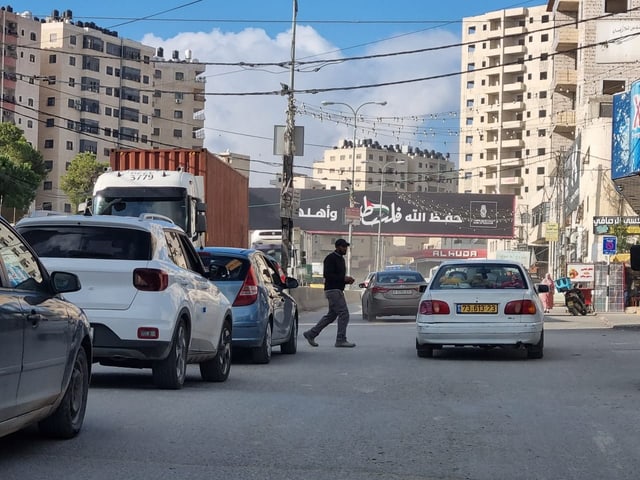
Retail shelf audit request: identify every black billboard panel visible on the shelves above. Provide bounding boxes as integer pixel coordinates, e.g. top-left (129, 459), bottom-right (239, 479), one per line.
top-left (250, 188), bottom-right (515, 238)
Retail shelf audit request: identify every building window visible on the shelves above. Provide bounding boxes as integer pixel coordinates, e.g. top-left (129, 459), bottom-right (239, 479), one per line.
top-left (539, 109), bottom-right (546, 118)
top-left (538, 129), bottom-right (546, 137)
top-left (68, 77), bottom-right (75, 87)
top-left (466, 81), bottom-right (474, 89)
top-left (537, 148), bottom-right (546, 156)
top-left (541, 15), bottom-right (549, 23)
top-left (600, 102), bottom-right (613, 118)
top-left (465, 154), bottom-right (472, 162)
top-left (465, 136), bottom-right (473, 144)
top-left (69, 56), bottom-right (76, 66)
top-left (49, 54), bottom-right (56, 63)
top-left (44, 140), bottom-right (54, 149)
top-left (540, 53), bottom-right (548, 61)
top-left (175, 72), bottom-right (185, 81)
top-left (173, 129), bottom-right (182, 138)
top-left (540, 72), bottom-right (547, 80)
top-left (603, 79), bottom-right (625, 94)
top-left (539, 91), bottom-right (547, 99)
top-left (69, 35), bottom-right (76, 45)
top-left (541, 34), bottom-right (549, 42)
top-left (466, 99), bottom-right (474, 108)
top-left (467, 63), bottom-right (475, 71)
top-left (66, 141), bottom-right (73, 150)
top-left (43, 181), bottom-right (53, 190)
top-left (106, 66), bottom-right (113, 75)
top-left (30, 32), bottom-right (36, 41)
top-left (174, 110), bottom-right (183, 119)
top-left (46, 118), bottom-right (54, 127)
top-left (44, 160), bottom-right (53, 171)
top-left (468, 44), bottom-right (475, 53)
top-left (468, 26), bottom-right (476, 34)
top-left (47, 97), bottom-right (55, 106)
top-left (605, 0), bottom-right (627, 13)
top-left (49, 33), bottom-right (57, 42)
top-left (105, 107), bottom-right (112, 116)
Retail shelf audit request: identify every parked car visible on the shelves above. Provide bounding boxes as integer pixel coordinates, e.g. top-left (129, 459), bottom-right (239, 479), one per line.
top-left (16, 213), bottom-right (233, 389)
top-left (415, 259), bottom-right (547, 359)
top-left (0, 215), bottom-right (91, 439)
top-left (197, 247), bottom-right (298, 364)
top-left (359, 270), bottom-right (427, 321)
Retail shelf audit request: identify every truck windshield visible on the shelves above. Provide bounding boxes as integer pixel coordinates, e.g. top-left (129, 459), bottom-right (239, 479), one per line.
top-left (94, 195), bottom-right (188, 231)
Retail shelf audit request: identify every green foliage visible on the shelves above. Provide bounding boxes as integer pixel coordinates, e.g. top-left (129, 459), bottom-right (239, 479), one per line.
top-left (0, 124), bottom-right (45, 210)
top-left (60, 153), bottom-right (109, 211)
top-left (611, 223), bottom-right (631, 253)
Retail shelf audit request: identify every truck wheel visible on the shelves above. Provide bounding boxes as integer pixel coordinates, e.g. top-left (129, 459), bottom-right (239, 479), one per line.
top-left (153, 320), bottom-right (188, 389)
top-left (39, 347), bottom-right (90, 438)
top-left (252, 321), bottom-right (272, 364)
top-left (200, 321), bottom-right (232, 382)
top-left (280, 316), bottom-right (298, 354)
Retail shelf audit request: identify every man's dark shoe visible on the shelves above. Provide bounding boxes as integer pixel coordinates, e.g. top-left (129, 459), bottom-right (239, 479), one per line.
top-left (335, 339), bottom-right (356, 348)
top-left (303, 331), bottom-right (318, 347)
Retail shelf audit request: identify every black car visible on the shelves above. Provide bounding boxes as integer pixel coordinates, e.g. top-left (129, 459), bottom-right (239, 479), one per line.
top-left (0, 215), bottom-right (92, 439)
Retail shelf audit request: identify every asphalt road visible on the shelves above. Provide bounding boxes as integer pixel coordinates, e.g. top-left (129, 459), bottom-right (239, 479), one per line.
top-left (2, 306), bottom-right (640, 480)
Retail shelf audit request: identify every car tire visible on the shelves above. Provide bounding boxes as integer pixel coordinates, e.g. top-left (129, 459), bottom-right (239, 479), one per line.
top-left (200, 321), bottom-right (232, 382)
top-left (39, 347), bottom-right (89, 439)
top-left (361, 300), bottom-right (368, 320)
top-left (527, 330), bottom-right (544, 359)
top-left (280, 315), bottom-right (298, 354)
top-left (252, 321), bottom-right (272, 364)
top-left (416, 339), bottom-right (434, 358)
top-left (368, 303), bottom-right (377, 322)
top-left (153, 320), bottom-right (188, 389)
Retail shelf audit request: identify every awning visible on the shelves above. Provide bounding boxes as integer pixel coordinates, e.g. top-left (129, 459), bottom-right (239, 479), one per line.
top-left (611, 253), bottom-right (630, 263)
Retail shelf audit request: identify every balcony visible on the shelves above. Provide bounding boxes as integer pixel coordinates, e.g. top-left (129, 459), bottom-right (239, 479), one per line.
top-left (193, 128), bottom-right (205, 139)
top-left (502, 138), bottom-right (524, 149)
top-left (505, 25), bottom-right (526, 36)
top-left (503, 62), bottom-right (524, 74)
top-left (504, 45), bottom-right (526, 56)
top-left (503, 101), bottom-right (525, 111)
top-left (553, 110), bottom-right (576, 133)
top-left (502, 119), bottom-right (524, 130)
top-left (553, 69), bottom-right (577, 92)
top-left (193, 109), bottom-right (205, 121)
top-left (501, 176), bottom-right (524, 186)
top-left (503, 81), bottom-right (525, 93)
top-left (554, 26), bottom-right (578, 52)
top-left (502, 156), bottom-right (524, 168)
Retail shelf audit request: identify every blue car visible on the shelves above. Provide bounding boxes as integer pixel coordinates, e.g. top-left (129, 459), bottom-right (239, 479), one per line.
top-left (197, 247), bottom-right (299, 364)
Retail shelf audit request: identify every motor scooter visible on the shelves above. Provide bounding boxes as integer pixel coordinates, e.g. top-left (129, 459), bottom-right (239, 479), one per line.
top-left (555, 277), bottom-right (589, 316)
top-left (564, 287), bottom-right (588, 316)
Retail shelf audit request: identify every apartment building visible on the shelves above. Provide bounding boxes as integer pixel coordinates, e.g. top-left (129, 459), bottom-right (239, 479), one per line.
top-left (34, 9), bottom-right (205, 212)
top-left (0, 6), bottom-right (41, 147)
top-left (312, 139), bottom-right (457, 194)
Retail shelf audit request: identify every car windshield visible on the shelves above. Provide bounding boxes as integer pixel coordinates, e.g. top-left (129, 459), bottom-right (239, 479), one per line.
top-left (430, 264), bottom-right (527, 290)
top-left (18, 226), bottom-right (152, 260)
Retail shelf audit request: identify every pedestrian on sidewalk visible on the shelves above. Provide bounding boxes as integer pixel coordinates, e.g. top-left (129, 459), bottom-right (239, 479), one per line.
top-left (303, 238), bottom-right (356, 348)
top-left (541, 272), bottom-right (555, 313)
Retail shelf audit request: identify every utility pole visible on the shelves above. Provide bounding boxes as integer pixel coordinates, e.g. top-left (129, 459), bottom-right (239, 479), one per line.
top-left (280, 0), bottom-right (297, 274)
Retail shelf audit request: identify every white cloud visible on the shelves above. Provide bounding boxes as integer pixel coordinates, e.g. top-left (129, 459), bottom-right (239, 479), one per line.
top-left (141, 25), bottom-right (461, 186)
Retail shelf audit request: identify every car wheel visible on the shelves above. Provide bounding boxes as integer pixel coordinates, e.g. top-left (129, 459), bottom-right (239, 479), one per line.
top-left (39, 347), bottom-right (89, 438)
top-left (280, 315), bottom-right (298, 354)
top-left (252, 321), bottom-right (272, 364)
top-left (361, 300), bottom-right (368, 320)
top-left (368, 303), bottom-right (377, 322)
top-left (416, 339), bottom-right (434, 358)
top-left (527, 330), bottom-right (544, 359)
top-left (200, 321), bottom-right (232, 382)
top-left (153, 320), bottom-right (188, 389)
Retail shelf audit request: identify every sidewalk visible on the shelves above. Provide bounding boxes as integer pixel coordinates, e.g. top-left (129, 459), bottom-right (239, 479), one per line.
top-left (545, 305), bottom-right (640, 330)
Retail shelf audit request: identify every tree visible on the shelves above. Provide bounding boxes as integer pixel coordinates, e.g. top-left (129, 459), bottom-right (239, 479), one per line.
top-left (0, 123), bottom-right (46, 211)
top-left (60, 153), bottom-right (109, 211)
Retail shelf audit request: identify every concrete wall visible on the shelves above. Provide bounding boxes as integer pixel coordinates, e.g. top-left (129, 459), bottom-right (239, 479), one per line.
top-left (290, 287), bottom-right (361, 312)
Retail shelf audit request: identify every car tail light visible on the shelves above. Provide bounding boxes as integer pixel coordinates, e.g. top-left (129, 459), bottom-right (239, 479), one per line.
top-left (372, 286), bottom-right (390, 294)
top-left (504, 299), bottom-right (537, 315)
top-left (138, 327), bottom-right (159, 339)
top-left (133, 268), bottom-right (169, 291)
top-left (419, 300), bottom-right (450, 315)
top-left (233, 266), bottom-right (259, 306)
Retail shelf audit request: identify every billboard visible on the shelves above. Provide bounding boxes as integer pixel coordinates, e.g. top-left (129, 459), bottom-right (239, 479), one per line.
top-left (250, 188), bottom-right (515, 238)
top-left (611, 80), bottom-right (640, 179)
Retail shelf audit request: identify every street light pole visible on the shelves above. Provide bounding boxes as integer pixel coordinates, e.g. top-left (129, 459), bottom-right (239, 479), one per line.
top-left (375, 159), bottom-right (404, 271)
top-left (320, 100), bottom-right (387, 278)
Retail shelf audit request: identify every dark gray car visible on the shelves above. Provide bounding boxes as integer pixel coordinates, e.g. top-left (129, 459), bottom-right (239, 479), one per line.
top-left (360, 270), bottom-right (428, 321)
top-left (0, 215), bottom-right (91, 439)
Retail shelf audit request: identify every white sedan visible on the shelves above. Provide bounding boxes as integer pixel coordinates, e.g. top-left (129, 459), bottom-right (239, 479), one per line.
top-left (415, 260), bottom-right (548, 359)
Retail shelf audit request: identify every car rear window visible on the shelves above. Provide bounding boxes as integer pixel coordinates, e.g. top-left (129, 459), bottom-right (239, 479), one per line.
top-left (377, 272), bottom-right (425, 283)
top-left (198, 253), bottom-right (250, 281)
top-left (18, 226), bottom-right (152, 260)
top-left (430, 264), bottom-right (527, 290)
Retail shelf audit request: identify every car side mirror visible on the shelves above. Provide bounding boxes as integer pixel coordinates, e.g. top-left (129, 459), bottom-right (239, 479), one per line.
top-left (51, 271), bottom-right (81, 293)
top-left (419, 284), bottom-right (427, 293)
top-left (285, 277), bottom-right (299, 289)
top-left (358, 282), bottom-right (366, 288)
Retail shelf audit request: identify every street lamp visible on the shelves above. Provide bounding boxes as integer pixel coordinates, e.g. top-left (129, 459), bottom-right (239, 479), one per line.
top-left (320, 100), bottom-right (387, 278)
top-left (375, 159), bottom-right (404, 271)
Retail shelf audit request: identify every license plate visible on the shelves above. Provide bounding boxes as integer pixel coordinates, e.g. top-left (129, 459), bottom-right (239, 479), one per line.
top-left (392, 289), bottom-right (413, 295)
top-left (457, 303), bottom-right (498, 314)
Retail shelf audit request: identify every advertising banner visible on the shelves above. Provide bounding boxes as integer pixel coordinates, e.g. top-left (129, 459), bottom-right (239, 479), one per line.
top-left (566, 263), bottom-right (595, 283)
top-left (593, 215), bottom-right (640, 234)
top-left (250, 188), bottom-right (515, 238)
top-left (611, 80), bottom-right (640, 180)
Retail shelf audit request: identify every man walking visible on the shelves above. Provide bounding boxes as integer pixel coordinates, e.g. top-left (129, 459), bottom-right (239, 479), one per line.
top-left (303, 238), bottom-right (356, 348)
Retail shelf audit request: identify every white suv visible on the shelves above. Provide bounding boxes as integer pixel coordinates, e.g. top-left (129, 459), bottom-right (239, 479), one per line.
top-left (16, 214), bottom-right (233, 389)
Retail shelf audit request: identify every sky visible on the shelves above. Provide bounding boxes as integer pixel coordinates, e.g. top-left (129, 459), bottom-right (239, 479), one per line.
top-left (17, 0), bottom-right (543, 186)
